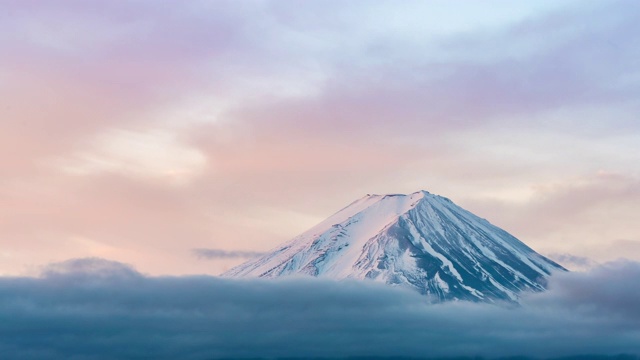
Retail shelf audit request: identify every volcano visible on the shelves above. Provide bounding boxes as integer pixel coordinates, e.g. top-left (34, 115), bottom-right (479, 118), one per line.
top-left (224, 191), bottom-right (565, 302)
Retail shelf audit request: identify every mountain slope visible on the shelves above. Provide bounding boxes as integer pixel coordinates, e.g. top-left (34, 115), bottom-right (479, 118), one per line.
top-left (224, 191), bottom-right (566, 302)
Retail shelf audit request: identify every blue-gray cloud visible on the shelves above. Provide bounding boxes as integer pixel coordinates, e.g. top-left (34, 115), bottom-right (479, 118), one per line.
top-left (192, 248), bottom-right (266, 259)
top-left (549, 253), bottom-right (599, 270)
top-left (0, 258), bottom-right (639, 359)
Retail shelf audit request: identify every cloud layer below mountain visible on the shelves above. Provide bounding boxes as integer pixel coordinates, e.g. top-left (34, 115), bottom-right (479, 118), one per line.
top-left (1, 258), bottom-right (638, 359)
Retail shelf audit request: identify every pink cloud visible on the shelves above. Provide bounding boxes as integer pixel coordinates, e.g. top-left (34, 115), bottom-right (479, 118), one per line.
top-left (461, 172), bottom-right (640, 262)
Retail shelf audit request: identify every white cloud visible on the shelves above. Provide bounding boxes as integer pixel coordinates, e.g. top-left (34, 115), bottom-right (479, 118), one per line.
top-left (57, 128), bottom-right (207, 186)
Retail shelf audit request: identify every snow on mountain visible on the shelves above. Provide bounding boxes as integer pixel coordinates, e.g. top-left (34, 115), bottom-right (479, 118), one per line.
top-left (224, 191), bottom-right (566, 303)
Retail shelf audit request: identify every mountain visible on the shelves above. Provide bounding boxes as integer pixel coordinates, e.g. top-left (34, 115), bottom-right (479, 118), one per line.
top-left (224, 191), bottom-right (566, 303)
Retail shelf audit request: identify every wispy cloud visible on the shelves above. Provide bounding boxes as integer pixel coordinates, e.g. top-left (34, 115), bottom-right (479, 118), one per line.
top-left (548, 253), bottom-right (599, 271)
top-left (192, 248), bottom-right (265, 260)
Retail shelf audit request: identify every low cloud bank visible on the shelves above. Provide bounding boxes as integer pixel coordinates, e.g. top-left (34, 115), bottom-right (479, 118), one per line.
top-left (0, 259), bottom-right (639, 359)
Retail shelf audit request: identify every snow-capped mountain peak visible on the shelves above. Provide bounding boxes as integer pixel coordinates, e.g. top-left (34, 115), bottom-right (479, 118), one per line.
top-left (224, 191), bottom-right (565, 303)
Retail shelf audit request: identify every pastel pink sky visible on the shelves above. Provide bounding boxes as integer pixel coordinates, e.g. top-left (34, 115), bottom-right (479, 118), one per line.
top-left (1, 0), bottom-right (639, 275)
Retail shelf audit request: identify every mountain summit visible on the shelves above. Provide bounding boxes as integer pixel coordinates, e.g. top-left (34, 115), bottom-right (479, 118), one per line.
top-left (224, 191), bottom-right (565, 302)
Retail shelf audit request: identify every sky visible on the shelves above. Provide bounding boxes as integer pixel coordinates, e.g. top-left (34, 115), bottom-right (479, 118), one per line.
top-left (2, 0), bottom-right (640, 276)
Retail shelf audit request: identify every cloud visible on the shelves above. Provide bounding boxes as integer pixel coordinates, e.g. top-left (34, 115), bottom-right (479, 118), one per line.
top-left (461, 172), bottom-right (640, 262)
top-left (56, 128), bottom-right (208, 186)
top-left (40, 257), bottom-right (140, 278)
top-left (179, 0), bottom-right (640, 230)
top-left (0, 258), bottom-right (639, 359)
top-left (192, 248), bottom-right (265, 259)
top-left (548, 253), bottom-right (599, 271)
